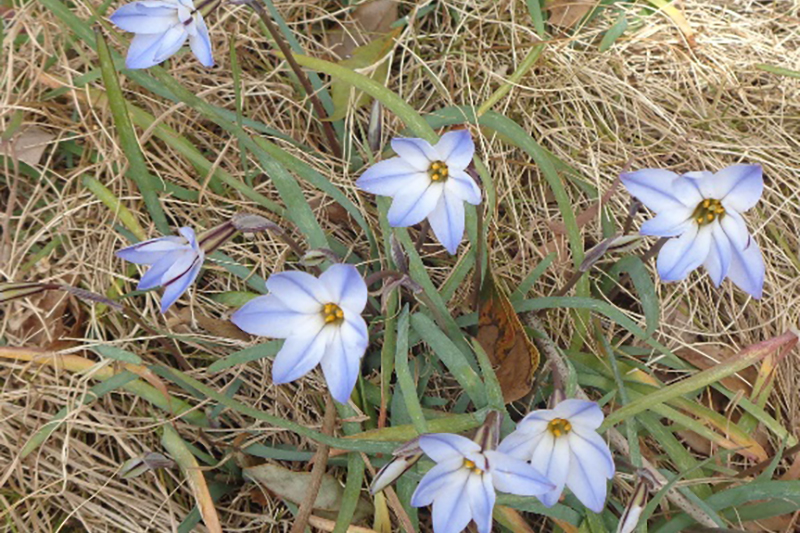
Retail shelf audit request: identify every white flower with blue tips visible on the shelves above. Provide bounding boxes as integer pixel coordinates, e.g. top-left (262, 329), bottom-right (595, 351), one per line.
top-left (110, 0), bottom-right (214, 69)
top-left (231, 264), bottom-right (369, 404)
top-left (116, 227), bottom-right (204, 313)
top-left (357, 130), bottom-right (481, 255)
top-left (498, 399), bottom-right (615, 513)
top-left (411, 433), bottom-right (554, 533)
top-left (620, 164), bottom-right (765, 298)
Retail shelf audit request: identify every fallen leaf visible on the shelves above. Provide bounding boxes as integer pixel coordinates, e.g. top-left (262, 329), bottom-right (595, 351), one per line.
top-left (477, 270), bottom-right (540, 403)
top-left (546, 0), bottom-right (597, 29)
top-left (0, 127), bottom-right (55, 166)
top-left (244, 463), bottom-right (373, 523)
top-left (327, 0), bottom-right (398, 60)
top-left (170, 307), bottom-right (251, 341)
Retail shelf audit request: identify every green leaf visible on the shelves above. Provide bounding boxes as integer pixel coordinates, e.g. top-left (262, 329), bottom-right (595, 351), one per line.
top-left (208, 341), bottom-right (282, 373)
top-left (410, 313), bottom-right (486, 407)
top-left (599, 11), bottom-right (628, 52)
top-left (91, 345), bottom-right (143, 365)
top-left (604, 255), bottom-right (659, 335)
top-left (95, 30), bottom-right (169, 234)
top-left (395, 305), bottom-right (428, 435)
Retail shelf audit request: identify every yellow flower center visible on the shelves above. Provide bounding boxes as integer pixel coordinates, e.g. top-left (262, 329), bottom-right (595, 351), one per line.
top-left (692, 198), bottom-right (725, 226)
top-left (322, 303), bottom-right (344, 325)
top-left (547, 418), bottom-right (572, 438)
top-left (428, 160), bottom-right (450, 182)
top-left (463, 459), bottom-right (483, 475)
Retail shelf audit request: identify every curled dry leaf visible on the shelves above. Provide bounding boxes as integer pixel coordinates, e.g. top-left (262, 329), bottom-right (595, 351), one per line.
top-left (477, 270), bottom-right (540, 403)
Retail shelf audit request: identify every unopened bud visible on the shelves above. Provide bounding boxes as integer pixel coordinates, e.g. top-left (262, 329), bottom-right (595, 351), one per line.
top-left (120, 452), bottom-right (175, 479)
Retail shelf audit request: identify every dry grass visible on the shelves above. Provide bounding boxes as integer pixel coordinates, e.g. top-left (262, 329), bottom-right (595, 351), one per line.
top-left (1, 0), bottom-right (800, 531)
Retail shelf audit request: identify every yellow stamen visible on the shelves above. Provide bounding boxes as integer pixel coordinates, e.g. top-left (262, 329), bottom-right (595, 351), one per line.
top-left (692, 198), bottom-right (725, 226)
top-left (548, 418), bottom-right (572, 438)
top-left (428, 160), bottom-right (449, 182)
top-left (463, 459), bottom-right (483, 475)
top-left (322, 303), bottom-right (344, 324)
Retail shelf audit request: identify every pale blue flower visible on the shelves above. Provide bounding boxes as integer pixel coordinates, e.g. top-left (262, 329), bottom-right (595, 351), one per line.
top-left (116, 227), bottom-right (204, 313)
top-left (231, 264), bottom-right (369, 404)
top-left (110, 0), bottom-right (214, 69)
top-left (357, 130), bottom-right (481, 254)
top-left (412, 433), bottom-right (554, 533)
top-left (498, 399), bottom-right (615, 513)
top-left (621, 164), bottom-right (765, 298)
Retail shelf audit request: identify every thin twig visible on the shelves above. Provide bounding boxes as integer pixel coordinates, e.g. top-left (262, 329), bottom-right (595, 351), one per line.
top-left (290, 393), bottom-right (337, 533)
top-left (244, 0), bottom-right (342, 159)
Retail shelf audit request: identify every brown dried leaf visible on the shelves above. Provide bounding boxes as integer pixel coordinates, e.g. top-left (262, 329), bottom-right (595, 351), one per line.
top-left (327, 0), bottom-right (398, 59)
top-left (546, 0), bottom-right (597, 29)
top-left (0, 127), bottom-right (55, 166)
top-left (477, 270), bottom-right (540, 403)
top-left (170, 308), bottom-right (251, 341)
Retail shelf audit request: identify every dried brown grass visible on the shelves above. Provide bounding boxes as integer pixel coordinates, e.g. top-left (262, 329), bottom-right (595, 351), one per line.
top-left (1, 0), bottom-right (800, 531)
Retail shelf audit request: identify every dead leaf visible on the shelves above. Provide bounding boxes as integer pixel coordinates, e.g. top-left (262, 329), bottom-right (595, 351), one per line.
top-left (0, 127), bottom-right (55, 166)
top-left (244, 463), bottom-right (373, 523)
top-left (327, 0), bottom-right (398, 60)
top-left (477, 270), bottom-right (540, 403)
top-left (546, 0), bottom-right (597, 29)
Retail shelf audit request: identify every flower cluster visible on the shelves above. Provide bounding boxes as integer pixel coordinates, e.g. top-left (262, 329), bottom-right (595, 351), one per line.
top-left (372, 401), bottom-right (614, 533)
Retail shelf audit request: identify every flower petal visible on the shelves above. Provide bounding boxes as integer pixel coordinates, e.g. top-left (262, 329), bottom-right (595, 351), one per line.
top-left (117, 235), bottom-right (188, 264)
top-left (410, 457), bottom-right (466, 507)
top-left (387, 180), bottom-right (444, 228)
top-left (320, 327), bottom-right (367, 404)
top-left (656, 224), bottom-right (711, 282)
top-left (419, 434), bottom-right (481, 462)
top-left (497, 420), bottom-right (549, 460)
top-left (719, 210), bottom-right (751, 251)
top-left (126, 32), bottom-right (167, 69)
top-left (466, 474), bottom-right (495, 533)
top-left (390, 138), bottom-right (437, 171)
top-left (266, 271), bottom-right (327, 313)
top-left (188, 14), bottom-right (214, 67)
top-left (703, 222), bottom-right (732, 287)
top-left (153, 24), bottom-right (188, 63)
top-left (531, 433), bottom-right (570, 507)
top-left (446, 170), bottom-right (481, 205)
top-left (160, 254), bottom-right (202, 312)
top-left (427, 191), bottom-right (466, 255)
top-left (136, 251), bottom-right (183, 290)
top-left (639, 207), bottom-right (693, 237)
top-left (620, 169), bottom-right (684, 212)
top-left (319, 264), bottom-right (367, 314)
top-left (271, 323), bottom-right (330, 384)
top-left (553, 399), bottom-right (605, 430)
top-left (725, 234), bottom-right (765, 299)
top-left (565, 429), bottom-right (614, 513)
top-left (430, 472), bottom-right (473, 533)
top-left (356, 158), bottom-right (427, 197)
top-left (434, 130), bottom-right (474, 171)
top-left (713, 164), bottom-right (763, 212)
top-left (231, 294), bottom-right (314, 338)
top-left (484, 450), bottom-right (554, 496)
top-left (568, 427), bottom-right (615, 479)
top-left (110, 2), bottom-right (178, 34)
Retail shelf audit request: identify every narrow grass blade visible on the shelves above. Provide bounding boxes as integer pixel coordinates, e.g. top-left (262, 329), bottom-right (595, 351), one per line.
top-left (83, 175), bottom-right (147, 241)
top-left (95, 31), bottom-right (169, 234)
top-left (395, 305), bottom-right (427, 434)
